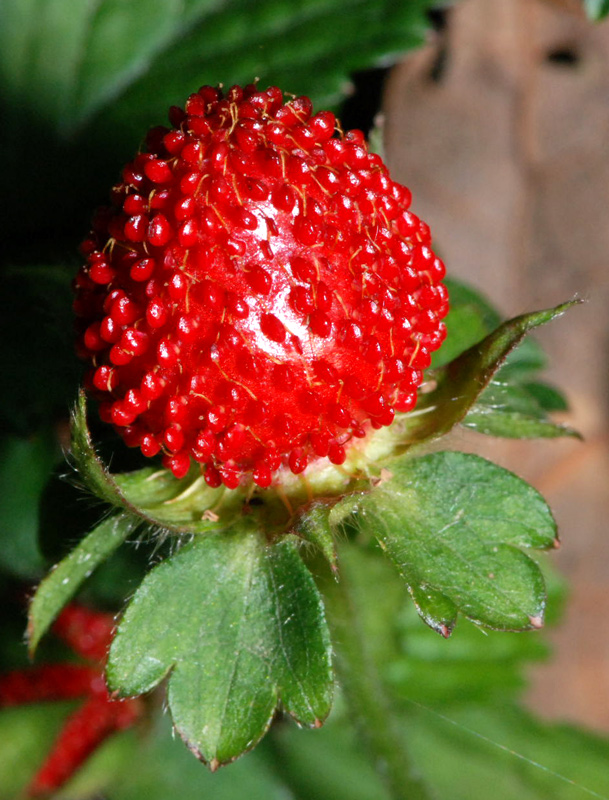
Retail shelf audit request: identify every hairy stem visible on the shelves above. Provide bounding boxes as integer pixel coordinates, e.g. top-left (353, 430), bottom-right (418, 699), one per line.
top-left (324, 545), bottom-right (432, 800)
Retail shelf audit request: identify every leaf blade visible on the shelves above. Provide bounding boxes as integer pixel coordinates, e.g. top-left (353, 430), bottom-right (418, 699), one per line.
top-left (28, 513), bottom-right (137, 655)
top-left (108, 528), bottom-right (333, 766)
top-left (335, 452), bottom-right (557, 632)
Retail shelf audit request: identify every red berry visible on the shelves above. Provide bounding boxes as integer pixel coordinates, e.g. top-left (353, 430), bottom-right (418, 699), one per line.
top-left (75, 84), bottom-right (448, 487)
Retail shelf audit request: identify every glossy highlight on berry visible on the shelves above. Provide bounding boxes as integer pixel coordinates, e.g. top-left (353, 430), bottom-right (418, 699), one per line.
top-left (75, 83), bottom-right (448, 488)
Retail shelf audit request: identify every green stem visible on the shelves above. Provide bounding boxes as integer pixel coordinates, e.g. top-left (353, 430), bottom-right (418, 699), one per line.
top-left (324, 546), bottom-right (432, 800)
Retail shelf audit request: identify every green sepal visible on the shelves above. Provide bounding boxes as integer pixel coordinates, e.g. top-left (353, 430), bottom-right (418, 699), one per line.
top-left (71, 392), bottom-right (224, 533)
top-left (293, 503), bottom-right (338, 572)
top-left (332, 451), bottom-right (557, 633)
top-left (394, 300), bottom-right (579, 449)
top-left (71, 391), bottom-right (130, 508)
top-left (107, 524), bottom-right (333, 769)
top-left (28, 513), bottom-right (138, 655)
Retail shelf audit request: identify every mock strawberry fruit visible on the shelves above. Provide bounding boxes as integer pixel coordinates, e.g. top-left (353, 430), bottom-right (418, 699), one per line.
top-left (74, 83), bottom-right (448, 488)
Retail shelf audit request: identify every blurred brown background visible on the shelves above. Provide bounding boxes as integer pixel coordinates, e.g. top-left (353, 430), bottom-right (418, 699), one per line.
top-left (384, 0), bottom-right (609, 730)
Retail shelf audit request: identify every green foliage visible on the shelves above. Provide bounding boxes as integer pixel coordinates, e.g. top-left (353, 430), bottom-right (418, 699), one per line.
top-left (271, 703), bottom-right (609, 800)
top-left (0, 702), bottom-right (75, 799)
top-left (329, 542), bottom-right (559, 708)
top-left (463, 380), bottom-right (579, 439)
top-left (425, 282), bottom-right (576, 442)
top-left (405, 704), bottom-right (609, 800)
top-left (0, 431), bottom-right (57, 578)
top-left (294, 502), bottom-right (338, 570)
top-left (584, 0), bottom-right (609, 20)
top-left (332, 452), bottom-right (557, 635)
top-left (0, 0), bottom-right (433, 138)
top-left (0, 1), bottom-right (596, 793)
top-left (70, 392), bottom-right (131, 509)
top-left (28, 514), bottom-right (137, 655)
top-left (109, 713), bottom-right (288, 800)
top-left (107, 526), bottom-right (333, 767)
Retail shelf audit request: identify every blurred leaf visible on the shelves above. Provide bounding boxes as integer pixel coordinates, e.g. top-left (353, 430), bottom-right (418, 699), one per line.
top-left (269, 698), bottom-right (609, 800)
top-left (0, 702), bottom-right (73, 799)
top-left (110, 710), bottom-right (289, 800)
top-left (0, 266), bottom-right (79, 435)
top-left (0, 431), bottom-right (58, 578)
top-left (0, 0), bottom-right (434, 138)
top-left (56, 728), bottom-right (137, 800)
top-left (108, 526), bottom-right (333, 768)
top-left (1, 0), bottom-right (437, 257)
top-left (396, 301), bottom-right (576, 449)
top-left (28, 514), bottom-right (138, 655)
top-left (268, 713), bottom-right (393, 800)
top-left (432, 279), bottom-right (501, 368)
top-left (497, 336), bottom-right (547, 380)
top-left (387, 592), bottom-right (556, 708)
top-left (523, 381), bottom-right (569, 412)
top-left (0, 701), bottom-right (137, 800)
top-left (463, 381), bottom-right (579, 439)
top-left (407, 704), bottom-right (609, 800)
top-left (584, 0), bottom-right (609, 20)
top-left (334, 452), bottom-right (557, 633)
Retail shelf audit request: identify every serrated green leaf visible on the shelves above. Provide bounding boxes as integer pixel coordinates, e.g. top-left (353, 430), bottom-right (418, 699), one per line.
top-left (396, 301), bottom-right (577, 448)
top-left (28, 513), bottom-right (137, 655)
top-left (294, 503), bottom-right (337, 571)
top-left (585, 0), bottom-right (609, 20)
top-left (322, 538), bottom-right (556, 709)
top-left (463, 381), bottom-right (579, 439)
top-left (408, 584), bottom-right (458, 638)
top-left (335, 452), bottom-right (557, 632)
top-left (108, 527), bottom-right (333, 767)
top-left (0, 431), bottom-right (58, 578)
top-left (388, 579), bottom-right (560, 707)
